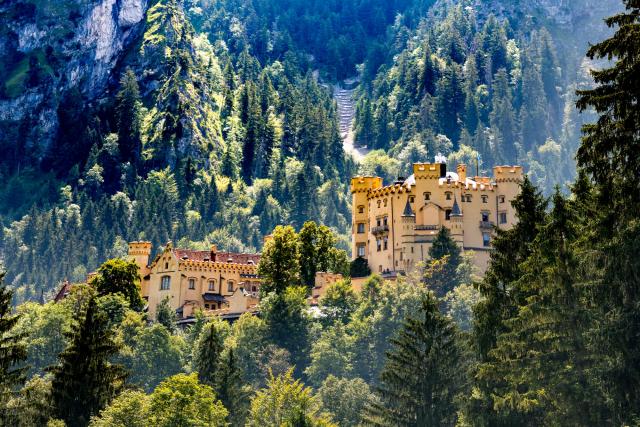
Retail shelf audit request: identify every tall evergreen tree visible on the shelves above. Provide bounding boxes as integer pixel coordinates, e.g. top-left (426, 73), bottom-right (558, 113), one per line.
top-left (50, 297), bottom-right (126, 427)
top-left (363, 294), bottom-right (463, 427)
top-left (115, 68), bottom-right (142, 167)
top-left (193, 320), bottom-right (225, 387)
top-left (0, 271), bottom-right (27, 416)
top-left (575, 2), bottom-right (640, 422)
top-left (216, 348), bottom-right (250, 427)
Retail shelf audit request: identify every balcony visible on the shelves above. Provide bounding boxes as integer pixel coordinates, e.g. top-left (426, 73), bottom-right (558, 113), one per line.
top-left (479, 220), bottom-right (495, 229)
top-left (371, 225), bottom-right (389, 235)
top-left (415, 225), bottom-right (439, 231)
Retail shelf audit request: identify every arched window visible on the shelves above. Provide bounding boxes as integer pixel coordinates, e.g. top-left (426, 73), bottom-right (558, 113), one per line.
top-left (160, 276), bottom-right (171, 290)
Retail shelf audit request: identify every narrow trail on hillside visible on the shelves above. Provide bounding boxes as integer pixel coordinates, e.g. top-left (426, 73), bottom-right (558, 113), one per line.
top-left (333, 81), bottom-right (370, 162)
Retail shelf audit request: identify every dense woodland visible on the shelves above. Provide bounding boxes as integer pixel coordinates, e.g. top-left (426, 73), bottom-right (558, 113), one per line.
top-left (1, 0), bottom-right (640, 425)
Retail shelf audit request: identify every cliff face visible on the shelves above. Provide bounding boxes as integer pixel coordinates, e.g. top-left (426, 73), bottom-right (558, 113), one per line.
top-left (0, 0), bottom-right (148, 153)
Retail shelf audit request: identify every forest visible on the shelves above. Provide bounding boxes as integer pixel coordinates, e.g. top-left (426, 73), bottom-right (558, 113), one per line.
top-left (1, 0), bottom-right (639, 425)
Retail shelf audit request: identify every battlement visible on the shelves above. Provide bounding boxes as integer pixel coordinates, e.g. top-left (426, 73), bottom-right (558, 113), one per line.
top-left (351, 176), bottom-right (383, 193)
top-left (413, 163), bottom-right (447, 178)
top-left (128, 241), bottom-right (152, 256)
top-left (493, 165), bottom-right (524, 183)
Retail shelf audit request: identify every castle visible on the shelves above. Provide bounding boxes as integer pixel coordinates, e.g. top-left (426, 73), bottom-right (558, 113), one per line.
top-left (128, 242), bottom-right (262, 321)
top-left (351, 160), bottom-right (523, 275)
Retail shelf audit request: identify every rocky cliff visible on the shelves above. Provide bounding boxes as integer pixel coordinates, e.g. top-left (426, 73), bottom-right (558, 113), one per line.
top-left (0, 0), bottom-right (148, 153)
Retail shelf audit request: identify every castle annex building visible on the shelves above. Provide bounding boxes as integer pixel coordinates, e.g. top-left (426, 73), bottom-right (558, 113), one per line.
top-left (128, 242), bottom-right (261, 320)
top-left (351, 161), bottom-right (523, 274)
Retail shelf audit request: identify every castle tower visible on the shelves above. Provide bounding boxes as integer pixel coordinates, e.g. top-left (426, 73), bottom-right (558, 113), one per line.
top-left (493, 166), bottom-right (524, 229)
top-left (128, 241), bottom-right (152, 273)
top-left (401, 197), bottom-right (416, 271)
top-left (351, 176), bottom-right (383, 260)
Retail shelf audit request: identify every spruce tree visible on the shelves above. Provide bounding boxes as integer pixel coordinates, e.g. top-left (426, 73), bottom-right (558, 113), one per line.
top-left (478, 190), bottom-right (594, 425)
top-left (575, 2), bottom-right (640, 422)
top-left (427, 227), bottom-right (462, 297)
top-left (50, 297), bottom-right (126, 427)
top-left (193, 320), bottom-right (225, 387)
top-left (216, 348), bottom-right (249, 427)
top-left (115, 68), bottom-right (142, 166)
top-left (0, 272), bottom-right (27, 416)
top-left (363, 294), bottom-right (463, 427)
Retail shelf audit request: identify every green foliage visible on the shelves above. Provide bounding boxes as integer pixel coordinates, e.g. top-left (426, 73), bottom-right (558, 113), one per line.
top-left (89, 390), bottom-right (149, 427)
top-left (318, 279), bottom-right (359, 326)
top-left (247, 369), bottom-right (335, 427)
top-left (192, 318), bottom-right (229, 387)
top-left (364, 294), bottom-right (464, 427)
top-left (258, 225), bottom-right (301, 294)
top-left (155, 296), bottom-right (177, 332)
top-left (261, 286), bottom-right (311, 375)
top-left (91, 258), bottom-right (144, 311)
top-left (0, 271), bottom-right (27, 416)
top-left (317, 375), bottom-right (373, 427)
top-left (50, 297), bottom-right (126, 427)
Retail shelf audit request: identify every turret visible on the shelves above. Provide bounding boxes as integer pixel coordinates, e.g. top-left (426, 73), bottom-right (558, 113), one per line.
top-left (351, 177), bottom-right (383, 261)
top-left (128, 241), bottom-right (152, 272)
top-left (449, 196), bottom-right (464, 245)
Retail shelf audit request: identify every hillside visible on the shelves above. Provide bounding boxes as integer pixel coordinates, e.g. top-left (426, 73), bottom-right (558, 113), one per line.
top-left (0, 0), bottom-right (620, 297)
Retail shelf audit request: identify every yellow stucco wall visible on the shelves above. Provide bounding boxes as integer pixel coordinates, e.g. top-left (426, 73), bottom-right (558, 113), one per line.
top-left (351, 163), bottom-right (523, 275)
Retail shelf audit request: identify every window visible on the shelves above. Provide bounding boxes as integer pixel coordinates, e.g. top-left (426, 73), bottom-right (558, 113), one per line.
top-left (383, 237), bottom-right (388, 250)
top-left (424, 192), bottom-right (431, 201)
top-left (205, 304), bottom-right (210, 309)
top-left (358, 205), bottom-right (364, 214)
top-left (481, 195), bottom-right (488, 203)
top-left (411, 246), bottom-right (414, 253)
top-left (464, 194), bottom-right (472, 202)
top-left (409, 196), bottom-right (415, 203)
top-left (481, 212), bottom-right (490, 222)
top-left (379, 265), bottom-right (383, 273)
top-left (499, 195), bottom-right (506, 203)
top-left (377, 239), bottom-right (382, 252)
top-left (499, 212), bottom-right (508, 224)
top-left (445, 209), bottom-right (452, 221)
top-left (164, 262), bottom-right (169, 270)
top-left (383, 199), bottom-right (388, 207)
top-left (208, 280), bottom-right (216, 291)
top-left (446, 192), bottom-right (452, 200)
top-left (160, 276), bottom-right (171, 290)
top-left (377, 200), bottom-right (381, 208)
top-left (383, 216), bottom-right (388, 226)
top-left (188, 278), bottom-right (195, 290)
top-left (357, 244), bottom-right (366, 257)
top-left (483, 232), bottom-right (491, 247)
top-left (227, 280), bottom-right (234, 293)
top-left (376, 218), bottom-right (381, 227)
top-left (357, 223), bottom-right (365, 234)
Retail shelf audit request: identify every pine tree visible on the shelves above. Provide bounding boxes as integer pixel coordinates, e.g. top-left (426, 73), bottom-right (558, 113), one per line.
top-left (116, 68), bottom-right (142, 166)
top-left (427, 227), bottom-right (462, 297)
top-left (0, 272), bottom-right (27, 416)
top-left (575, 2), bottom-right (640, 422)
top-left (216, 348), bottom-right (249, 427)
top-left (363, 294), bottom-right (463, 427)
top-left (50, 297), bottom-right (126, 427)
top-left (193, 320), bottom-right (225, 387)
top-left (479, 190), bottom-right (594, 424)
top-left (156, 296), bottom-right (177, 332)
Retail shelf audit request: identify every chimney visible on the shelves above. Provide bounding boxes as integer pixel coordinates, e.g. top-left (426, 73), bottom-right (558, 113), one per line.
top-left (457, 164), bottom-right (467, 182)
top-left (210, 244), bottom-right (217, 262)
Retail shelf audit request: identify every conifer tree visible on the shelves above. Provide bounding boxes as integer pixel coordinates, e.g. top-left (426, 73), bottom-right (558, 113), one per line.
top-left (50, 297), bottom-right (126, 427)
top-left (193, 320), bottom-right (225, 387)
top-left (156, 296), bottom-right (177, 333)
top-left (363, 294), bottom-right (463, 427)
top-left (216, 348), bottom-right (249, 427)
top-left (115, 68), bottom-right (142, 166)
top-left (575, 2), bottom-right (640, 422)
top-left (427, 227), bottom-right (462, 297)
top-left (0, 271), bottom-right (27, 416)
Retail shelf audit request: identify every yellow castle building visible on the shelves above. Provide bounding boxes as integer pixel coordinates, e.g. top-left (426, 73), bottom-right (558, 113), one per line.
top-left (128, 241), bottom-right (262, 321)
top-left (351, 160), bottom-right (523, 275)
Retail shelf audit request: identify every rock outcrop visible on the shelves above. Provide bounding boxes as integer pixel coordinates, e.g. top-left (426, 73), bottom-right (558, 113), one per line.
top-left (0, 0), bottom-right (148, 153)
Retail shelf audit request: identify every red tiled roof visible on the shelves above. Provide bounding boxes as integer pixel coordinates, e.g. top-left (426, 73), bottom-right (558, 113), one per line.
top-left (172, 249), bottom-right (260, 265)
